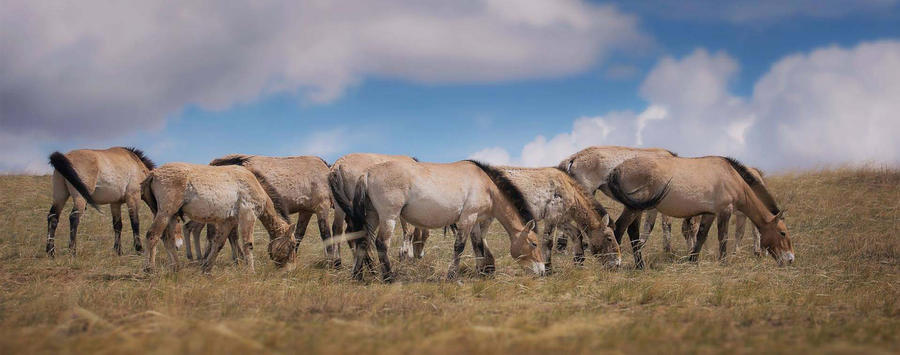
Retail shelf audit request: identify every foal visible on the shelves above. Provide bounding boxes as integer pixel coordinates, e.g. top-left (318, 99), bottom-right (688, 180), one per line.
top-left (142, 163), bottom-right (295, 272)
top-left (46, 147), bottom-right (154, 257)
top-left (607, 156), bottom-right (794, 267)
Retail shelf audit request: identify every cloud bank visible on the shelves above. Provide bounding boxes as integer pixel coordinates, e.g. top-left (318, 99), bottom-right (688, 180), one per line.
top-left (0, 0), bottom-right (645, 172)
top-left (471, 40), bottom-right (900, 170)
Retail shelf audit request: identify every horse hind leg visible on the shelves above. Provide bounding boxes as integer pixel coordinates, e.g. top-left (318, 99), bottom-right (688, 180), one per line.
top-left (716, 211), bottom-right (732, 262)
top-left (447, 215), bottom-right (477, 280)
top-left (110, 203), bottom-right (124, 256)
top-left (125, 192), bottom-right (143, 254)
top-left (375, 219), bottom-right (396, 283)
top-left (68, 196), bottom-right (87, 256)
top-left (315, 207), bottom-right (339, 269)
top-left (398, 220), bottom-right (414, 262)
top-left (688, 214), bottom-right (716, 262)
top-left (413, 228), bottom-right (429, 259)
top-left (46, 177), bottom-right (69, 257)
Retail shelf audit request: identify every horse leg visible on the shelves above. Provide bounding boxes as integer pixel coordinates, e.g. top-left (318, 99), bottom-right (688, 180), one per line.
top-left (202, 223), bottom-right (233, 273)
top-left (398, 220), bottom-right (414, 262)
top-left (717, 211), bottom-right (732, 262)
top-left (614, 208), bottom-right (640, 245)
top-left (640, 209), bottom-right (657, 250)
top-left (563, 223), bottom-right (586, 266)
top-left (413, 228), bottom-right (429, 259)
top-left (626, 212), bottom-right (646, 269)
top-left (162, 217), bottom-right (182, 271)
top-left (46, 174), bottom-right (69, 257)
top-left (228, 228), bottom-right (243, 264)
top-left (752, 225), bottom-right (764, 258)
top-left (125, 193), bottom-right (143, 254)
top-left (660, 214), bottom-right (673, 254)
top-left (688, 214), bottom-right (716, 262)
top-left (447, 215), bottom-right (476, 280)
top-left (144, 209), bottom-right (176, 272)
top-left (733, 213), bottom-right (747, 256)
top-left (68, 196), bottom-right (87, 256)
top-left (294, 211), bottom-right (313, 247)
top-left (110, 203), bottom-right (124, 256)
top-left (473, 219), bottom-right (495, 274)
top-left (682, 217), bottom-right (699, 252)
top-left (315, 205), bottom-right (339, 268)
top-left (554, 223), bottom-right (569, 252)
top-left (238, 211), bottom-right (256, 272)
top-left (540, 223), bottom-right (555, 273)
top-left (203, 224), bottom-right (216, 260)
top-left (375, 218), bottom-right (396, 283)
top-left (182, 221), bottom-right (194, 260)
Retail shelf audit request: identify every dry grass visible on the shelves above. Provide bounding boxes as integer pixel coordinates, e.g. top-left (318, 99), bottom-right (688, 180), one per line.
top-left (0, 167), bottom-right (898, 354)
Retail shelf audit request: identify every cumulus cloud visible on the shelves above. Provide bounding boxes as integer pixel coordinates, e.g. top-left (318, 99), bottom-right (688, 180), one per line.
top-left (476, 40), bottom-right (900, 170)
top-left (0, 0), bottom-right (645, 172)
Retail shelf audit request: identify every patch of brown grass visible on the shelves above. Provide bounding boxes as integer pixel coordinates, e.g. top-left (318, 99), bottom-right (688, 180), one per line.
top-left (0, 168), bottom-right (898, 354)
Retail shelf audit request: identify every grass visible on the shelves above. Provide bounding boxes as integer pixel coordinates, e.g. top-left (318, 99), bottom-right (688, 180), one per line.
top-left (0, 167), bottom-right (898, 354)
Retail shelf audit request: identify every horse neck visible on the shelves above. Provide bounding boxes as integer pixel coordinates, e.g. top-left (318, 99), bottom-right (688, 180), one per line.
top-left (489, 188), bottom-right (528, 240)
top-left (258, 201), bottom-right (289, 238)
top-left (735, 183), bottom-right (775, 229)
top-left (569, 191), bottom-right (601, 231)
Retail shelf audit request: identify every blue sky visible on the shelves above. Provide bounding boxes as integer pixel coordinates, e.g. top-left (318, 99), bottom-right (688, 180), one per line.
top-left (2, 1), bottom-right (899, 172)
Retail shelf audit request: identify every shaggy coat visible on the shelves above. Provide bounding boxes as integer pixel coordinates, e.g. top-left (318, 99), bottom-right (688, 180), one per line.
top-left (142, 163), bottom-right (294, 272)
top-left (46, 147), bottom-right (154, 257)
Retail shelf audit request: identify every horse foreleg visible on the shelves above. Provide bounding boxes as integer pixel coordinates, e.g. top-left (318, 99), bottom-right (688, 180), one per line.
top-left (688, 214), bottom-right (716, 262)
top-left (447, 215), bottom-right (476, 280)
top-left (316, 206), bottom-right (339, 268)
top-left (733, 213), bottom-right (748, 256)
top-left (717, 210), bottom-right (732, 262)
top-left (68, 197), bottom-right (87, 256)
top-left (126, 193), bottom-right (143, 254)
top-left (202, 223), bottom-right (233, 273)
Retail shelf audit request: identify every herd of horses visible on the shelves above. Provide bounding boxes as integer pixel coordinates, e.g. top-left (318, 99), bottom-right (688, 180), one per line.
top-left (43, 146), bottom-right (794, 282)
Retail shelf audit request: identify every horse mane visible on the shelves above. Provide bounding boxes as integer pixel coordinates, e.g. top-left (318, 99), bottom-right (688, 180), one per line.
top-left (122, 147), bottom-right (156, 170)
top-left (559, 170), bottom-right (610, 226)
top-left (209, 154), bottom-right (253, 166)
top-left (723, 157), bottom-right (780, 215)
top-left (253, 172), bottom-right (291, 223)
top-left (411, 156), bottom-right (420, 162)
top-left (465, 160), bottom-right (535, 226)
top-left (664, 149), bottom-right (678, 157)
top-left (316, 156), bottom-right (330, 168)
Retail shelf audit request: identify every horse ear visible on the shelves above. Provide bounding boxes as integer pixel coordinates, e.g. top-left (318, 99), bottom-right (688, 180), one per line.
top-left (601, 214), bottom-right (610, 227)
top-left (524, 220), bottom-right (536, 232)
top-left (775, 209), bottom-right (786, 220)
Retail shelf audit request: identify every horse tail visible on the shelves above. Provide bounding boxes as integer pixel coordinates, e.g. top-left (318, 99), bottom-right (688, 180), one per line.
top-left (328, 168), bottom-right (354, 220)
top-left (606, 167), bottom-right (671, 211)
top-left (349, 175), bottom-right (370, 232)
top-left (140, 174), bottom-right (158, 214)
top-left (48, 152), bottom-right (99, 211)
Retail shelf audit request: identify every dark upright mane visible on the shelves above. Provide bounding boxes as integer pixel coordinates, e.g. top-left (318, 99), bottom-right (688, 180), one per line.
top-left (209, 154), bottom-right (252, 166)
top-left (411, 156), bottom-right (420, 162)
top-left (316, 156), bottom-right (330, 168)
top-left (122, 147), bottom-right (156, 170)
top-left (465, 160), bottom-right (534, 225)
top-left (252, 172), bottom-right (291, 222)
top-left (723, 157), bottom-right (780, 215)
top-left (665, 149), bottom-right (678, 157)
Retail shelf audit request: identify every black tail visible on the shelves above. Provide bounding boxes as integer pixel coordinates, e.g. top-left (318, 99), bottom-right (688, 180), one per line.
top-left (606, 167), bottom-right (671, 210)
top-left (349, 175), bottom-right (370, 233)
top-left (49, 152), bottom-right (99, 210)
top-left (140, 175), bottom-right (158, 214)
top-left (328, 168), bottom-right (355, 225)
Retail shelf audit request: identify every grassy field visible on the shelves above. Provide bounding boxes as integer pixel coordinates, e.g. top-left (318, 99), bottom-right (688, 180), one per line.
top-left (0, 167), bottom-right (898, 354)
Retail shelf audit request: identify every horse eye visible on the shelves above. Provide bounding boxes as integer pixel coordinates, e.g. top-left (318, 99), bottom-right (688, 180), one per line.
top-left (779, 231), bottom-right (786, 236)
top-left (529, 241), bottom-right (538, 248)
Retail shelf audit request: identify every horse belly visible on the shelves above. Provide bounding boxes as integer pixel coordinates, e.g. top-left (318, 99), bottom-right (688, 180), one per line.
top-left (401, 192), bottom-right (473, 229)
top-left (182, 187), bottom-right (240, 222)
top-left (655, 185), bottom-right (718, 218)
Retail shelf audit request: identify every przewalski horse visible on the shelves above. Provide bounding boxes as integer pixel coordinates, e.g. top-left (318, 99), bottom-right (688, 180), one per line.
top-left (45, 147), bottom-right (155, 257)
top-left (183, 154), bottom-right (338, 267)
top-left (141, 163), bottom-right (296, 272)
top-left (329, 153), bottom-right (429, 261)
top-left (498, 166), bottom-right (619, 271)
top-left (558, 146), bottom-right (689, 263)
top-left (606, 155), bottom-right (794, 266)
top-left (331, 159), bottom-right (545, 282)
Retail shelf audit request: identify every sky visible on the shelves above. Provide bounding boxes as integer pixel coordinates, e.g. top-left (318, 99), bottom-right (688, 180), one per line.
top-left (2, 0), bottom-right (899, 173)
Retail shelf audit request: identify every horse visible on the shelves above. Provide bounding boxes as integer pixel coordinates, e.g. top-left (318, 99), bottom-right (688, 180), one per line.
top-left (498, 166), bottom-right (619, 271)
top-left (182, 154), bottom-right (338, 267)
top-left (141, 163), bottom-right (296, 272)
top-left (329, 153), bottom-right (429, 261)
top-left (45, 147), bottom-right (155, 257)
top-left (330, 159), bottom-right (545, 282)
top-left (606, 155), bottom-right (794, 267)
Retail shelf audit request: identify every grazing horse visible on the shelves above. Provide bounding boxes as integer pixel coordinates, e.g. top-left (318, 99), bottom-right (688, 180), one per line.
top-left (183, 154), bottom-right (338, 267)
top-left (45, 147), bottom-right (155, 257)
top-left (330, 159), bottom-right (545, 282)
top-left (606, 155), bottom-right (794, 266)
top-left (141, 163), bottom-right (296, 272)
top-left (558, 146), bottom-right (695, 261)
top-left (498, 166), bottom-right (619, 271)
top-left (329, 153), bottom-right (429, 261)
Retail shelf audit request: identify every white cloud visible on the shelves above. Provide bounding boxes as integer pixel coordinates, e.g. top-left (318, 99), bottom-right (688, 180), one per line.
top-left (468, 147), bottom-right (512, 166)
top-left (475, 40), bottom-right (900, 170)
top-left (295, 127), bottom-right (358, 158)
top-left (0, 0), bottom-right (646, 172)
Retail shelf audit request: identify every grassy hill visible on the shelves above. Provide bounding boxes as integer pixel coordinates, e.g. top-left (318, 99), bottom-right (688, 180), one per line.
top-left (0, 167), bottom-right (897, 354)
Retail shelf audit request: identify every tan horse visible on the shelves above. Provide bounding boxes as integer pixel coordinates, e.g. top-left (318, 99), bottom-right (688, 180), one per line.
top-left (499, 166), bottom-right (619, 271)
top-left (606, 155), bottom-right (794, 266)
top-left (329, 153), bottom-right (429, 261)
top-left (141, 163), bottom-right (296, 272)
top-left (331, 159), bottom-right (544, 282)
top-left (558, 146), bottom-right (695, 263)
top-left (46, 147), bottom-right (155, 257)
top-left (183, 154), bottom-right (338, 267)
